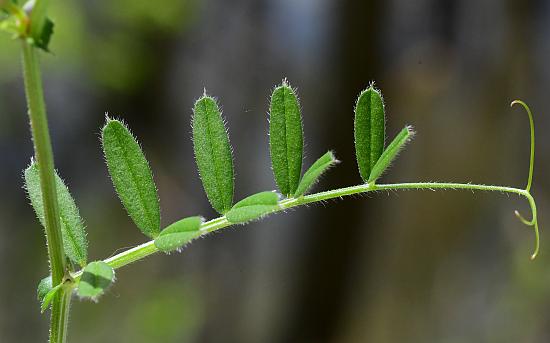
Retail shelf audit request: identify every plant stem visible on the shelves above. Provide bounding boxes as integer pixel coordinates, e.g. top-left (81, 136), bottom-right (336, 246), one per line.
top-left (22, 41), bottom-right (65, 283)
top-left (21, 42), bottom-right (69, 342)
top-left (71, 181), bottom-right (537, 281)
top-left (49, 289), bottom-right (71, 343)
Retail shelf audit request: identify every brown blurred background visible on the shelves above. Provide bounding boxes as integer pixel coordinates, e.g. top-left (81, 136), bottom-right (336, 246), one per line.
top-left (2, 0), bottom-right (550, 342)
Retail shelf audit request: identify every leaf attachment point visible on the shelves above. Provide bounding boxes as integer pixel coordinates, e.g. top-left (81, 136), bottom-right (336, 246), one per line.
top-left (226, 191), bottom-right (280, 224)
top-left (269, 80), bottom-right (304, 197)
top-left (354, 86), bottom-right (385, 183)
top-left (25, 161), bottom-right (88, 267)
top-left (77, 261), bottom-right (115, 301)
top-left (102, 119), bottom-right (161, 238)
top-left (0, 2), bottom-right (54, 51)
top-left (0, 3), bottom-right (28, 38)
top-left (154, 216), bottom-right (204, 253)
top-left (294, 151), bottom-right (338, 197)
top-left (192, 95), bottom-right (235, 214)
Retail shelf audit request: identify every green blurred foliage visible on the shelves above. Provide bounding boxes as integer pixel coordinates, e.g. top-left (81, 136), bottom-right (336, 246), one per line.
top-left (0, 0), bottom-right (197, 91)
top-left (104, 0), bottom-right (194, 32)
top-left (69, 278), bottom-right (204, 343)
top-left (124, 280), bottom-right (204, 342)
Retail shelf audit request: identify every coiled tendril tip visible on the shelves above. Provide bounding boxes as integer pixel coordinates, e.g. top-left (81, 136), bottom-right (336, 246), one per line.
top-left (529, 218), bottom-right (540, 260)
top-left (514, 208), bottom-right (539, 260)
top-left (515, 210), bottom-right (534, 226)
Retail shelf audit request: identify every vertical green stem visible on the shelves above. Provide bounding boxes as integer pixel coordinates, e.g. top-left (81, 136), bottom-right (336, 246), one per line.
top-left (49, 289), bottom-right (71, 342)
top-left (22, 41), bottom-right (65, 285)
top-left (21, 42), bottom-right (70, 342)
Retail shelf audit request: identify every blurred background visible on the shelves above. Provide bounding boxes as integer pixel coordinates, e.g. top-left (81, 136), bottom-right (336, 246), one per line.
top-left (2, 0), bottom-right (550, 342)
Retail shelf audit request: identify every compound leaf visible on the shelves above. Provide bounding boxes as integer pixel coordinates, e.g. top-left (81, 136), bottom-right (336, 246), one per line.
top-left (77, 261), bottom-right (115, 300)
top-left (269, 80), bottom-right (303, 197)
top-left (192, 95), bottom-right (234, 214)
top-left (226, 191), bottom-right (280, 224)
top-left (102, 119), bottom-right (161, 238)
top-left (354, 86), bottom-right (385, 183)
top-left (25, 162), bottom-right (88, 267)
top-left (369, 126), bottom-right (414, 182)
top-left (294, 151), bottom-right (338, 197)
top-left (154, 216), bottom-right (204, 253)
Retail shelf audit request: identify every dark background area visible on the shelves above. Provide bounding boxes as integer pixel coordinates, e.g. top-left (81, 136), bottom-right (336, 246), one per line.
top-left (1, 0), bottom-right (550, 342)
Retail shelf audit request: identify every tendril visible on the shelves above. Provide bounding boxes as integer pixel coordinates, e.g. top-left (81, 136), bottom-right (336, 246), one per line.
top-left (511, 100), bottom-right (539, 259)
top-left (532, 221), bottom-right (540, 260)
top-left (511, 100), bottom-right (535, 192)
top-left (513, 199), bottom-right (539, 260)
top-left (514, 210), bottom-right (534, 226)
top-left (520, 194), bottom-right (540, 260)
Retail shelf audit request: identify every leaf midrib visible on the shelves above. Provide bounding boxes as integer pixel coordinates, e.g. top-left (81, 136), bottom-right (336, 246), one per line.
top-left (367, 92), bottom-right (374, 171)
top-left (201, 99), bottom-right (227, 213)
top-left (281, 88), bottom-right (292, 194)
top-left (59, 213), bottom-right (85, 266)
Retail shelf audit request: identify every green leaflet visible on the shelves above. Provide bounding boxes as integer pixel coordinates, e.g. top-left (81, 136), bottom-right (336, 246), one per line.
top-left (38, 275), bottom-right (69, 313)
top-left (37, 276), bottom-right (52, 305)
top-left (40, 283), bottom-right (62, 313)
top-left (354, 86), bottom-right (385, 183)
top-left (226, 191), bottom-right (280, 224)
top-left (269, 81), bottom-right (304, 197)
top-left (294, 151), bottom-right (338, 197)
top-left (192, 95), bottom-right (234, 214)
top-left (369, 126), bottom-right (414, 182)
top-left (102, 119), bottom-right (161, 238)
top-left (77, 261), bottom-right (115, 300)
top-left (25, 162), bottom-right (88, 267)
top-left (33, 17), bottom-right (54, 52)
top-left (154, 216), bottom-right (204, 253)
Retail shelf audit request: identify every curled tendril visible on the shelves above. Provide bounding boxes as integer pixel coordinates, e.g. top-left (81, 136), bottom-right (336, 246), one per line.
top-left (532, 220), bottom-right (540, 260)
top-left (511, 100), bottom-right (539, 259)
top-left (517, 193), bottom-right (540, 260)
top-left (514, 210), bottom-right (534, 226)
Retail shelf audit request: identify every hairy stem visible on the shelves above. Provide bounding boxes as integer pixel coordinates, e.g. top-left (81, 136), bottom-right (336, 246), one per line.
top-left (71, 181), bottom-right (538, 281)
top-left (22, 41), bottom-right (65, 283)
top-left (21, 42), bottom-right (69, 342)
top-left (49, 289), bottom-right (71, 343)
